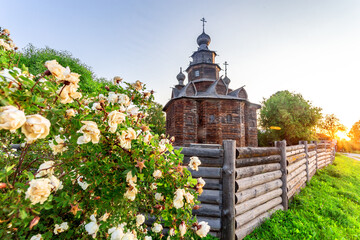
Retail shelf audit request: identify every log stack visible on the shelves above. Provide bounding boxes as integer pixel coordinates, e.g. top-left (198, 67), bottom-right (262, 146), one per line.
top-left (234, 147), bottom-right (283, 240)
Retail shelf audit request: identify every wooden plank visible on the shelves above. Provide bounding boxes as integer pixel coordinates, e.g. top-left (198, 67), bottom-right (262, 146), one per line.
top-left (287, 177), bottom-right (306, 199)
top-left (183, 156), bottom-right (223, 167)
top-left (287, 171), bottom-right (306, 191)
top-left (193, 203), bottom-right (221, 217)
top-left (222, 140), bottom-right (236, 240)
top-left (236, 147), bottom-right (280, 159)
top-left (178, 147), bottom-right (223, 158)
top-left (286, 144), bottom-right (305, 152)
top-left (236, 155), bottom-right (281, 168)
top-left (196, 216), bottom-right (221, 232)
top-left (198, 189), bottom-right (222, 204)
top-left (286, 149), bottom-right (303, 157)
top-left (287, 159), bottom-right (306, 174)
top-left (202, 178), bottom-right (222, 190)
top-left (235, 170), bottom-right (282, 192)
top-left (188, 167), bottom-right (222, 179)
top-left (235, 204), bottom-right (283, 240)
top-left (235, 179), bottom-right (282, 204)
top-left (286, 153), bottom-right (306, 165)
top-left (235, 188), bottom-right (282, 216)
top-left (235, 197), bottom-right (282, 227)
top-left (235, 163), bottom-right (281, 180)
top-left (287, 164), bottom-right (306, 182)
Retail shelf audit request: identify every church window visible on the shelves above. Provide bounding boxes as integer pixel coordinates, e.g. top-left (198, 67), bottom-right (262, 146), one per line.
top-left (227, 114), bottom-right (232, 123)
top-left (195, 70), bottom-right (200, 77)
top-left (209, 115), bottom-right (215, 123)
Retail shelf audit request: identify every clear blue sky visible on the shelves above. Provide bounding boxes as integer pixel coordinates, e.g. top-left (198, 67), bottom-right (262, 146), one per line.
top-left (2, 0), bottom-right (360, 129)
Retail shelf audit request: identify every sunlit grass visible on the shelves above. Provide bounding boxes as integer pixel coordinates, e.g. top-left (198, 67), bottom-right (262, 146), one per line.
top-left (245, 154), bottom-right (360, 240)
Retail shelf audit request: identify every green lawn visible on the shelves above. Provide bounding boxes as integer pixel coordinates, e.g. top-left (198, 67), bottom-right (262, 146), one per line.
top-left (245, 154), bottom-right (360, 240)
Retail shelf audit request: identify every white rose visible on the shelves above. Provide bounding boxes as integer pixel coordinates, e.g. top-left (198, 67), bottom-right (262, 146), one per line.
top-left (58, 83), bottom-right (82, 104)
top-left (108, 111), bottom-right (126, 133)
top-left (30, 234), bottom-right (43, 240)
top-left (77, 176), bottom-right (89, 190)
top-left (99, 212), bottom-right (110, 222)
top-left (0, 106), bottom-right (26, 132)
top-left (124, 186), bottom-right (138, 201)
top-left (158, 139), bottom-right (169, 153)
top-left (145, 236), bottom-right (152, 240)
top-left (169, 228), bottom-right (175, 236)
top-left (49, 135), bottom-right (68, 155)
top-left (25, 178), bottom-right (53, 205)
top-left (150, 183), bottom-right (157, 190)
top-left (118, 128), bottom-right (137, 149)
top-left (36, 161), bottom-right (55, 178)
top-left (108, 92), bottom-right (118, 103)
top-left (44, 60), bottom-right (66, 79)
top-left (54, 222), bottom-right (69, 235)
top-left (136, 214), bottom-right (145, 226)
top-left (66, 108), bottom-right (77, 117)
top-left (126, 171), bottom-right (137, 185)
top-left (153, 170), bottom-right (162, 179)
top-left (155, 193), bottom-right (164, 201)
top-left (132, 80), bottom-right (143, 91)
top-left (63, 72), bottom-right (80, 84)
top-left (126, 106), bottom-right (139, 116)
top-left (184, 192), bottom-right (194, 204)
top-left (0, 68), bottom-right (20, 92)
top-left (189, 156), bottom-right (201, 171)
top-left (91, 102), bottom-right (102, 111)
top-left (197, 177), bottom-right (206, 188)
top-left (77, 121), bottom-right (100, 144)
top-left (196, 221), bottom-right (211, 238)
top-left (21, 114), bottom-right (51, 143)
top-left (49, 175), bottom-right (63, 191)
top-left (108, 225), bottom-right (124, 240)
top-left (179, 222), bottom-right (187, 237)
top-left (143, 132), bottom-right (153, 144)
top-left (122, 231), bottom-right (136, 240)
top-left (118, 93), bottom-right (130, 106)
top-left (173, 196), bottom-right (184, 209)
top-left (85, 215), bottom-right (99, 238)
top-left (151, 223), bottom-right (163, 233)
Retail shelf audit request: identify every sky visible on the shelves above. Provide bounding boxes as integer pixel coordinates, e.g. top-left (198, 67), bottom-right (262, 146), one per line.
top-left (2, 0), bottom-right (360, 129)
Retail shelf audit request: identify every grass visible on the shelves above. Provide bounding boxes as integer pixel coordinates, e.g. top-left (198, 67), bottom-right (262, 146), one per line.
top-left (245, 154), bottom-right (360, 240)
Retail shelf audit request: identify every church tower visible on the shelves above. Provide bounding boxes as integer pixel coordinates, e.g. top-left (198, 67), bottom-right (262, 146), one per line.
top-left (163, 19), bottom-right (260, 147)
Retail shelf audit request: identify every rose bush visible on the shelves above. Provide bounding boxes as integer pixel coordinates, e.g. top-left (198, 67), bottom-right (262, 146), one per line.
top-left (0, 28), bottom-right (210, 239)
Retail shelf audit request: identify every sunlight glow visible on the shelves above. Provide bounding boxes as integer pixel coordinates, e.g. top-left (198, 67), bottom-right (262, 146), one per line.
top-left (335, 131), bottom-right (350, 141)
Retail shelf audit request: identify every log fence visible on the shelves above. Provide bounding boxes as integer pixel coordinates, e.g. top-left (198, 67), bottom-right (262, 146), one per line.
top-left (178, 139), bottom-right (336, 240)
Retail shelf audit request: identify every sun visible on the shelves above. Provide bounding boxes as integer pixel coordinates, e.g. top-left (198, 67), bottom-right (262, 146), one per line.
top-left (335, 131), bottom-right (350, 141)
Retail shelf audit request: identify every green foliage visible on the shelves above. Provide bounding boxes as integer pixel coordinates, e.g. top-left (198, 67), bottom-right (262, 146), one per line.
top-left (145, 102), bottom-right (166, 136)
top-left (349, 120), bottom-right (360, 145)
top-left (245, 154), bottom-right (360, 239)
top-left (0, 28), bottom-right (211, 239)
top-left (319, 114), bottom-right (346, 140)
top-left (18, 44), bottom-right (105, 94)
top-left (259, 90), bottom-right (322, 146)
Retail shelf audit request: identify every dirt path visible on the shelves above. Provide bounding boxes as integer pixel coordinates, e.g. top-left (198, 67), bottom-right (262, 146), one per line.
top-left (344, 153), bottom-right (360, 161)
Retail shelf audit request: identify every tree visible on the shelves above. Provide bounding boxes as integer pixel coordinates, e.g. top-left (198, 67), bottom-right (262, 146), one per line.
top-left (19, 44), bottom-right (105, 93)
top-left (349, 120), bottom-right (360, 145)
top-left (145, 102), bottom-right (166, 136)
top-left (259, 90), bottom-right (322, 145)
top-left (319, 114), bottom-right (346, 139)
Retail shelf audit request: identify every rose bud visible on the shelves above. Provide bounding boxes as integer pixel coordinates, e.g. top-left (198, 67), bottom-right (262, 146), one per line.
top-left (105, 86), bottom-right (110, 91)
top-left (0, 183), bottom-right (7, 189)
top-left (44, 70), bottom-right (51, 76)
top-left (29, 216), bottom-right (40, 230)
top-left (193, 205), bottom-right (201, 210)
top-left (94, 196), bottom-right (101, 200)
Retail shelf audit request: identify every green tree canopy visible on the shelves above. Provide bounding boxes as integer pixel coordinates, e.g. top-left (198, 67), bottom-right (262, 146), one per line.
top-left (319, 114), bottom-right (346, 139)
top-left (19, 44), bottom-right (105, 93)
top-left (259, 90), bottom-right (322, 145)
top-left (349, 120), bottom-right (360, 145)
top-left (144, 102), bottom-right (166, 136)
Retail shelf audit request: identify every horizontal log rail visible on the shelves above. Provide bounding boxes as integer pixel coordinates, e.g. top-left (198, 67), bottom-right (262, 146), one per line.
top-left (235, 170), bottom-right (282, 192)
top-left (235, 163), bottom-right (281, 180)
top-left (236, 155), bottom-right (281, 168)
top-left (236, 147), bottom-right (280, 159)
top-left (235, 179), bottom-right (282, 204)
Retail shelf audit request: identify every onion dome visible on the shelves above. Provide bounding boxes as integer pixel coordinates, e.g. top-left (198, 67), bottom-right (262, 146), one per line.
top-left (197, 32), bottom-right (211, 47)
top-left (176, 67), bottom-right (185, 85)
top-left (223, 76), bottom-right (231, 85)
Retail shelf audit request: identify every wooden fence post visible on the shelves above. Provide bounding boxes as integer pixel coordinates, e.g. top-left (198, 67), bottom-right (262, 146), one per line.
top-left (222, 140), bottom-right (236, 240)
top-left (275, 140), bottom-right (288, 210)
top-left (311, 141), bottom-right (318, 171)
top-left (300, 141), bottom-right (309, 184)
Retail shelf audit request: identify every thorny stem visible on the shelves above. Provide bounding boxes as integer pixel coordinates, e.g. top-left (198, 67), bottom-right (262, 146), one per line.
top-left (12, 143), bottom-right (30, 186)
top-left (53, 84), bottom-right (66, 104)
top-left (30, 70), bottom-right (50, 92)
